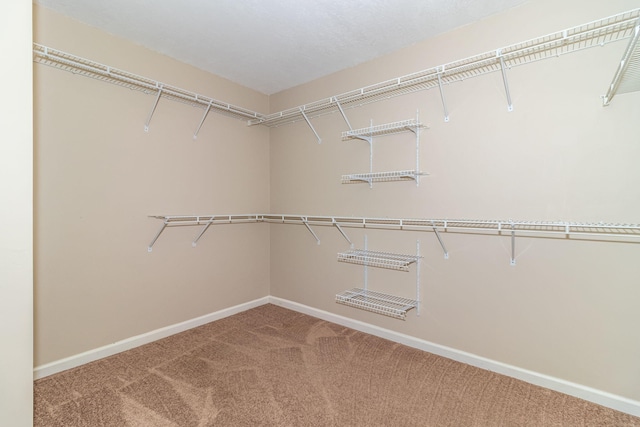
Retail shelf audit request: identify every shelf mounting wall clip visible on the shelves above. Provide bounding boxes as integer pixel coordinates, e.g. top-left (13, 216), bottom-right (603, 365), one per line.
top-left (497, 50), bottom-right (514, 112)
top-left (299, 107), bottom-right (322, 144)
top-left (144, 83), bottom-right (163, 132)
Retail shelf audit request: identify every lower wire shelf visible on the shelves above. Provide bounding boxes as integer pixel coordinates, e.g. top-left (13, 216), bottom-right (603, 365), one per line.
top-left (335, 288), bottom-right (418, 320)
top-left (341, 170), bottom-right (423, 185)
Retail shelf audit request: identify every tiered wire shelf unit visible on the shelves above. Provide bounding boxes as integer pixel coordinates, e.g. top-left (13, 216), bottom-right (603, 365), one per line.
top-left (341, 113), bottom-right (426, 187)
top-left (336, 237), bottom-right (421, 320)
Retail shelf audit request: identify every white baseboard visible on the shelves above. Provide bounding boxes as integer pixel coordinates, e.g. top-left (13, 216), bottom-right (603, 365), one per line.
top-left (33, 296), bottom-right (270, 380)
top-left (33, 294), bottom-right (640, 417)
top-left (268, 296), bottom-right (640, 418)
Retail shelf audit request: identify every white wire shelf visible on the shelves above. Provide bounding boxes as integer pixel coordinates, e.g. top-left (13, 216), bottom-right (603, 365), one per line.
top-left (341, 170), bottom-right (424, 184)
top-left (250, 9), bottom-right (640, 127)
top-left (337, 249), bottom-right (420, 272)
top-left (341, 119), bottom-right (424, 141)
top-left (603, 17), bottom-right (640, 105)
top-left (32, 44), bottom-right (265, 124)
top-left (147, 214), bottom-right (640, 251)
top-left (336, 288), bottom-right (418, 320)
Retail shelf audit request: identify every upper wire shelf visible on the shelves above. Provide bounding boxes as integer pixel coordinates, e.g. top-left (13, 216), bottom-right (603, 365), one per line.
top-left (337, 249), bottom-right (420, 271)
top-left (342, 119), bottom-right (424, 140)
top-left (250, 8), bottom-right (640, 127)
top-left (32, 44), bottom-right (265, 123)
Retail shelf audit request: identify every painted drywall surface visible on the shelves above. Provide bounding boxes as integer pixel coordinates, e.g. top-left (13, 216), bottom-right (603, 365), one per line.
top-left (269, 0), bottom-right (640, 401)
top-left (0, 1), bottom-right (33, 425)
top-left (33, 5), bottom-right (270, 366)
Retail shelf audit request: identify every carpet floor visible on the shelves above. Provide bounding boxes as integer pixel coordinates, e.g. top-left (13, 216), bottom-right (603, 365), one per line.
top-left (34, 304), bottom-right (640, 426)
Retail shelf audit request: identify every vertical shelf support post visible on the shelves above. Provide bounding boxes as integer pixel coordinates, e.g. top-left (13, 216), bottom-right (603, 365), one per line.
top-left (437, 67), bottom-right (450, 122)
top-left (411, 110), bottom-right (421, 186)
top-left (193, 100), bottom-right (213, 140)
top-left (498, 50), bottom-right (514, 112)
top-left (299, 107), bottom-right (322, 144)
top-left (416, 240), bottom-right (421, 316)
top-left (144, 84), bottom-right (163, 132)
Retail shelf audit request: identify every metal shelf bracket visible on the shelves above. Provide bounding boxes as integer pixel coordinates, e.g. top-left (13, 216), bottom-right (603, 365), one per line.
top-left (148, 219), bottom-right (169, 252)
top-left (334, 97), bottom-right (353, 131)
top-left (192, 220), bottom-right (213, 247)
top-left (302, 217), bottom-right (321, 245)
top-left (193, 99), bottom-right (213, 140)
top-left (299, 107), bottom-right (322, 144)
top-left (498, 50), bottom-right (514, 112)
top-left (437, 67), bottom-right (450, 122)
top-left (144, 84), bottom-right (163, 132)
top-left (510, 221), bottom-right (517, 266)
top-left (333, 220), bottom-right (354, 248)
top-left (431, 221), bottom-right (449, 259)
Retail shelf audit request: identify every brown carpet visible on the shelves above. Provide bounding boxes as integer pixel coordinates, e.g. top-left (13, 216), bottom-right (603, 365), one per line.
top-left (34, 304), bottom-right (640, 426)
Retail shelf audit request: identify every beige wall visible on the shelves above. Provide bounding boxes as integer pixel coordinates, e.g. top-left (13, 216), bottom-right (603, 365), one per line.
top-left (269, 0), bottom-right (640, 401)
top-left (33, 5), bottom-right (271, 366)
top-left (1, 0), bottom-right (33, 425)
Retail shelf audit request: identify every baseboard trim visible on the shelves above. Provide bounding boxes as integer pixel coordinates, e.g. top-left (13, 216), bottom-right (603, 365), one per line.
top-left (268, 296), bottom-right (640, 417)
top-left (33, 296), bottom-right (270, 380)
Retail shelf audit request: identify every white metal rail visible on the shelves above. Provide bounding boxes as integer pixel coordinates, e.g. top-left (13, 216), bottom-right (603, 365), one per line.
top-left (249, 9), bottom-right (640, 127)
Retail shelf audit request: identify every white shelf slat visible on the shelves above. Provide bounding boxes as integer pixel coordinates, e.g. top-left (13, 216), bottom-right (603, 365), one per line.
top-left (336, 288), bottom-right (418, 320)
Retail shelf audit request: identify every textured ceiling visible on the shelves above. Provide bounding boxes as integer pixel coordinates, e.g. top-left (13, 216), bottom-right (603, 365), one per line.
top-left (34, 0), bottom-right (528, 95)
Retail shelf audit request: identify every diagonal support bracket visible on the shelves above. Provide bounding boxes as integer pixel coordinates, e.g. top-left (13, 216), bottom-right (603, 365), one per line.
top-left (302, 217), bottom-right (321, 245)
top-left (144, 84), bottom-right (163, 132)
top-left (437, 68), bottom-right (450, 122)
top-left (431, 221), bottom-right (449, 259)
top-left (299, 107), bottom-right (322, 144)
top-left (192, 220), bottom-right (214, 247)
top-left (510, 221), bottom-right (516, 266)
top-left (334, 97), bottom-right (353, 131)
top-left (333, 220), bottom-right (353, 248)
top-left (148, 220), bottom-right (168, 252)
top-left (193, 99), bottom-right (213, 140)
top-left (498, 51), bottom-right (514, 112)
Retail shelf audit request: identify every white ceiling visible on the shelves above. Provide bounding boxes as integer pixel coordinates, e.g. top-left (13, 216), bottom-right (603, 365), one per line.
top-left (35, 0), bottom-right (528, 95)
